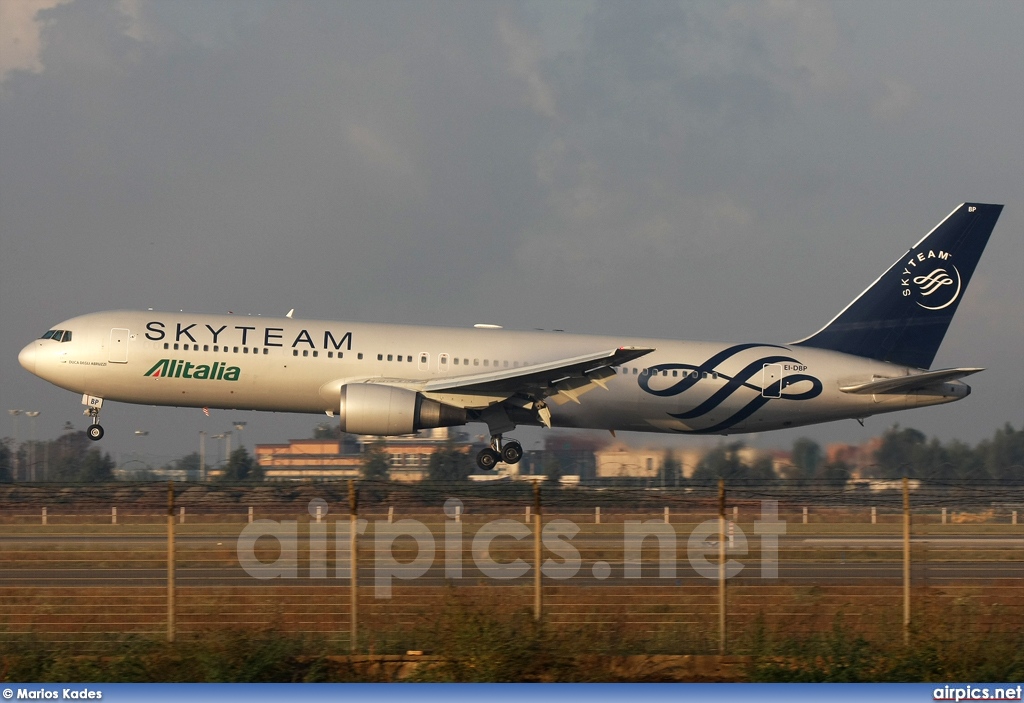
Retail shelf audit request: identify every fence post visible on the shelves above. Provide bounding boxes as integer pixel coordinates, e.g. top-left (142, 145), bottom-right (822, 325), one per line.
top-left (388, 506), bottom-right (394, 524)
top-left (42, 507), bottom-right (47, 525)
top-left (534, 482), bottom-right (543, 622)
top-left (248, 506), bottom-right (253, 524)
top-left (903, 477), bottom-right (911, 647)
top-left (525, 505), bottom-right (530, 523)
top-left (112, 507), bottom-right (117, 525)
top-left (179, 506), bottom-right (185, 524)
top-left (664, 506), bottom-right (670, 524)
top-left (872, 507), bottom-right (877, 524)
top-left (802, 507), bottom-right (808, 524)
top-left (167, 481), bottom-right (176, 643)
top-left (718, 479), bottom-right (727, 655)
top-left (595, 506), bottom-right (601, 524)
top-left (349, 479), bottom-right (358, 653)
top-left (1013, 511), bottom-right (1018, 526)
top-left (942, 507), bottom-right (947, 524)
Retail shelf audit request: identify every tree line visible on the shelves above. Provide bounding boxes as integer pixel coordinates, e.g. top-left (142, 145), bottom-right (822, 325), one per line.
top-left (2, 422), bottom-right (1022, 485)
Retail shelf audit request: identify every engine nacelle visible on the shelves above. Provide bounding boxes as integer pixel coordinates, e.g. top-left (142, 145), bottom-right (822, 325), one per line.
top-left (338, 384), bottom-right (467, 436)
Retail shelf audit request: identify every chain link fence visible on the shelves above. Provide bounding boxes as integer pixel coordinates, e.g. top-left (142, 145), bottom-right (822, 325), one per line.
top-left (1, 480), bottom-right (1021, 653)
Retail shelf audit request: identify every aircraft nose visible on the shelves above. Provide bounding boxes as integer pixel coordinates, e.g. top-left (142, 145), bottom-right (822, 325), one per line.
top-left (18, 342), bottom-right (37, 374)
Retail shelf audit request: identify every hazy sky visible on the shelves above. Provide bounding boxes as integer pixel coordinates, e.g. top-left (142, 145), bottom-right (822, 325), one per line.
top-left (2, 0), bottom-right (1022, 466)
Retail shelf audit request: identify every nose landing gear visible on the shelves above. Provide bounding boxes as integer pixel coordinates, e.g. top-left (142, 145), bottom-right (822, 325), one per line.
top-left (476, 436), bottom-right (523, 471)
top-left (82, 394), bottom-right (105, 441)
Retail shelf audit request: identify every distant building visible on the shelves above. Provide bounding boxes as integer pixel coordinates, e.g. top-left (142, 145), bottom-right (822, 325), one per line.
top-left (593, 444), bottom-right (706, 481)
top-left (594, 443), bottom-right (661, 479)
top-left (255, 427), bottom-right (475, 482)
top-left (826, 436), bottom-right (883, 478)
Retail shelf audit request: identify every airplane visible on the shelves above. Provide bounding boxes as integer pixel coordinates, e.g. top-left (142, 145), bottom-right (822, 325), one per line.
top-left (18, 203), bottom-right (1003, 471)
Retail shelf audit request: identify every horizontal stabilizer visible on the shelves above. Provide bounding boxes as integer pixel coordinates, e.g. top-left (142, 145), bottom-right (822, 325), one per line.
top-left (839, 367), bottom-right (983, 395)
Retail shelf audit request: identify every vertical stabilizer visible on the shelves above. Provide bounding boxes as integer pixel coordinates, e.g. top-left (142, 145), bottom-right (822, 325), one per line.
top-left (794, 203), bottom-right (1003, 369)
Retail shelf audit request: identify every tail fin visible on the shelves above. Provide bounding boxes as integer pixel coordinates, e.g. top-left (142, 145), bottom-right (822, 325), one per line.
top-left (793, 203), bottom-right (1003, 369)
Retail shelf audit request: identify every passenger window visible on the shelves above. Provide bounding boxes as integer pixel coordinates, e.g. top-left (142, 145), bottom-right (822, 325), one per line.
top-left (357, 353), bottom-right (363, 360)
top-left (313, 351), bottom-right (318, 358)
top-left (204, 345), bottom-right (209, 351)
top-left (263, 348), bottom-right (269, 355)
top-left (454, 358), bottom-right (460, 365)
top-left (328, 352), bottom-right (333, 358)
top-left (174, 343), bottom-right (179, 350)
top-left (164, 343), bottom-right (170, 350)
top-left (377, 354), bottom-right (383, 361)
top-left (387, 354), bottom-right (393, 361)
top-left (672, 370), bottom-right (678, 377)
top-left (484, 360), bottom-right (489, 367)
top-left (293, 350), bottom-right (299, 356)
top-left (397, 355), bottom-right (403, 362)
top-left (303, 350), bottom-right (309, 357)
top-left (233, 347), bottom-right (239, 353)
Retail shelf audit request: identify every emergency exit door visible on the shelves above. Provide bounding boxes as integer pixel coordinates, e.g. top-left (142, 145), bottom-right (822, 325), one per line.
top-left (762, 363), bottom-right (783, 398)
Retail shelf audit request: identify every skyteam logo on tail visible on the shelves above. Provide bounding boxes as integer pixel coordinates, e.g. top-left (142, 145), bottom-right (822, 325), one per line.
top-left (901, 249), bottom-right (962, 310)
top-left (144, 359), bottom-right (241, 381)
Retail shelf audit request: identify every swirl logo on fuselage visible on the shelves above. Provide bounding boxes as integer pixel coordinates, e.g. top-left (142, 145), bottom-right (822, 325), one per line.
top-left (637, 343), bottom-right (822, 433)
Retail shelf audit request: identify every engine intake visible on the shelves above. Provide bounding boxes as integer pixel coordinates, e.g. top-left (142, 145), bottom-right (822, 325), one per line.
top-left (338, 384), bottom-right (467, 436)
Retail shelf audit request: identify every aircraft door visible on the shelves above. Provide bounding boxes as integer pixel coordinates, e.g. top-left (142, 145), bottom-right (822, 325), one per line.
top-left (418, 352), bottom-right (429, 372)
top-left (762, 363), bottom-right (783, 398)
top-left (109, 328), bottom-right (129, 363)
top-left (438, 353), bottom-right (450, 373)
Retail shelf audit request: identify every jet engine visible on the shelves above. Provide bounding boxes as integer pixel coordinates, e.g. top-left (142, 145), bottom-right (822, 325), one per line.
top-left (338, 384), bottom-right (467, 436)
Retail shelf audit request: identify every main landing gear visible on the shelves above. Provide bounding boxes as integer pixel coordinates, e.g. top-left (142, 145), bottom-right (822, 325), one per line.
top-left (476, 436), bottom-right (523, 471)
top-left (83, 395), bottom-right (105, 441)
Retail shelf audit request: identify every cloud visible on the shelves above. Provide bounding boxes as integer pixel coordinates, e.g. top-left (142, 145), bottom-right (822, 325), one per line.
top-left (0, 0), bottom-right (73, 81)
top-left (499, 15), bottom-right (558, 119)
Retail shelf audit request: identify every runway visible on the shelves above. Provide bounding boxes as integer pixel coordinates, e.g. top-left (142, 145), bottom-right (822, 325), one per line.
top-left (1, 532), bottom-right (1021, 587)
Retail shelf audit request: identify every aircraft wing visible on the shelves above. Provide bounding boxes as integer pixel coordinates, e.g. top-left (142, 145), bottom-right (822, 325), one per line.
top-left (839, 367), bottom-right (983, 395)
top-left (422, 346), bottom-right (654, 398)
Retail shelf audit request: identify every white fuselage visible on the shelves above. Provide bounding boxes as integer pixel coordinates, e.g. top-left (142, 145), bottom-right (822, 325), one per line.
top-left (18, 310), bottom-right (969, 436)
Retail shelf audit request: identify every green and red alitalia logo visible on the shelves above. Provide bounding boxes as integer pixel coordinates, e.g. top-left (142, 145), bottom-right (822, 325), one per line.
top-left (144, 359), bottom-right (240, 381)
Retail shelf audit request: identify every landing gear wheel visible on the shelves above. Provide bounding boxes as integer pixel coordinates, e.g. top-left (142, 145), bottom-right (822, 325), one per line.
top-left (87, 424), bottom-right (105, 441)
top-left (476, 447), bottom-right (500, 471)
top-left (501, 441), bottom-right (523, 465)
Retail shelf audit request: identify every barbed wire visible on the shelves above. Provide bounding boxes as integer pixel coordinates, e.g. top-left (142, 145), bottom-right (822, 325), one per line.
top-left (1, 477), bottom-right (1023, 510)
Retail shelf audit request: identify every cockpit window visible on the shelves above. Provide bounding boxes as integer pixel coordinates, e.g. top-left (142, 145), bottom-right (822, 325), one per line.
top-left (40, 329), bottom-right (72, 342)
